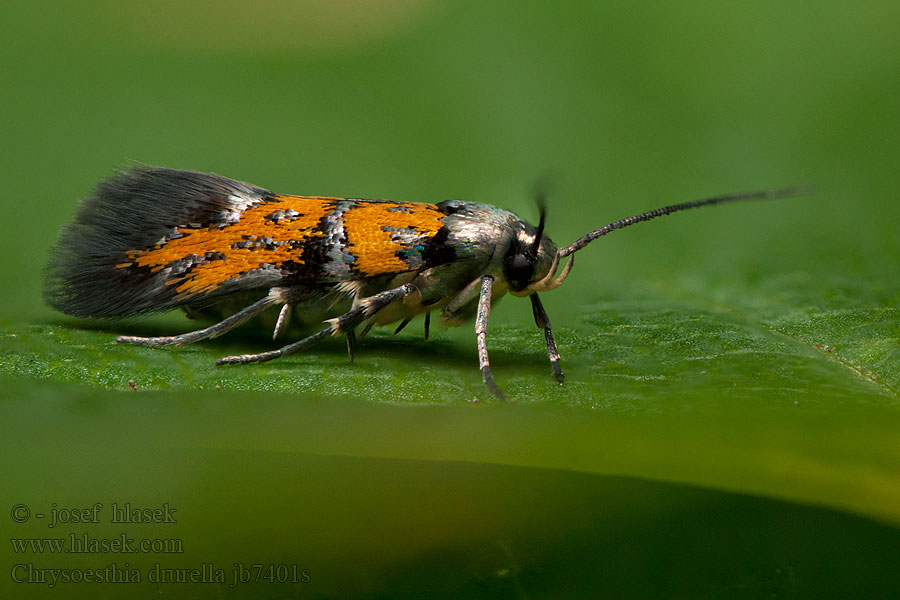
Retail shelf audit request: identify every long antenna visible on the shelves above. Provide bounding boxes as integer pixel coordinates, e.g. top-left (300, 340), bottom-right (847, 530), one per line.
top-left (558, 185), bottom-right (811, 257)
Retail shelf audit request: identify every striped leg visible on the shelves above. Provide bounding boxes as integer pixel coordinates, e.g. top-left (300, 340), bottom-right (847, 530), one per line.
top-left (216, 284), bottom-right (418, 366)
top-left (117, 294), bottom-right (280, 347)
top-left (530, 292), bottom-right (564, 384)
top-left (272, 303), bottom-right (291, 340)
top-left (475, 275), bottom-right (506, 401)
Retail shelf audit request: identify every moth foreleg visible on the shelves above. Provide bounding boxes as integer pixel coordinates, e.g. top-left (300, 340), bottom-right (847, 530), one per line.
top-left (117, 294), bottom-right (279, 347)
top-left (530, 292), bottom-right (565, 384)
top-left (475, 275), bottom-right (506, 401)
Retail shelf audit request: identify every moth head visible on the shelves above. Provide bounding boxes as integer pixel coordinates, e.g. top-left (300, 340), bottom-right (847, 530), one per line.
top-left (502, 183), bottom-right (810, 298)
top-left (503, 207), bottom-right (573, 297)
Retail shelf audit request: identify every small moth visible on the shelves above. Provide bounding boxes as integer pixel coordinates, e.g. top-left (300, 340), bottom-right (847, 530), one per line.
top-left (45, 165), bottom-right (806, 399)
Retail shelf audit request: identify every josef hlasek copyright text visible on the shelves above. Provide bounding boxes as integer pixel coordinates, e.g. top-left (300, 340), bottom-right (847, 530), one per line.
top-left (9, 502), bottom-right (311, 588)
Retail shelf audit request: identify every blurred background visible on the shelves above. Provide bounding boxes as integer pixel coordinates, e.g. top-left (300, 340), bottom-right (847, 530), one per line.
top-left (2, 1), bottom-right (899, 598)
top-left (2, 0), bottom-right (897, 323)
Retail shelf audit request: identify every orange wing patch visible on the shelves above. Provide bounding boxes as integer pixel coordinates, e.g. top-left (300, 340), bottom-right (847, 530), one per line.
top-left (341, 202), bottom-right (445, 276)
top-left (119, 195), bottom-right (337, 298)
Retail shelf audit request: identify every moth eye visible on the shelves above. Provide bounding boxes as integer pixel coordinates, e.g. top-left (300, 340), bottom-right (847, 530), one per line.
top-left (504, 251), bottom-right (536, 291)
top-left (510, 253), bottom-right (530, 272)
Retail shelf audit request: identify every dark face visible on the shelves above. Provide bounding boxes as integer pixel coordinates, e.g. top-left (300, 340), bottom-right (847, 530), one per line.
top-left (502, 222), bottom-right (558, 295)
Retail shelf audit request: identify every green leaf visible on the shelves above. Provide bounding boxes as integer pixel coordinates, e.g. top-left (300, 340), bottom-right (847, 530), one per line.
top-left (2, 0), bottom-right (900, 597)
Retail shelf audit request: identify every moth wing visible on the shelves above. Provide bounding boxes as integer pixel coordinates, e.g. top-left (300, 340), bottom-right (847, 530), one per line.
top-left (45, 165), bottom-right (293, 318)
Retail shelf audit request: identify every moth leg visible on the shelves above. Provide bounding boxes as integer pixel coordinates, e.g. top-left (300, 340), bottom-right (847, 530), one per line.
top-left (394, 317), bottom-right (413, 335)
top-left (394, 311), bottom-right (429, 338)
top-left (117, 294), bottom-right (279, 347)
top-left (346, 328), bottom-right (358, 362)
top-left (272, 303), bottom-right (291, 340)
top-left (530, 293), bottom-right (565, 384)
top-left (443, 277), bottom-right (483, 322)
top-left (359, 318), bottom-right (376, 339)
top-left (216, 283), bottom-right (419, 365)
top-left (345, 289), bottom-right (365, 361)
top-left (475, 275), bottom-right (506, 401)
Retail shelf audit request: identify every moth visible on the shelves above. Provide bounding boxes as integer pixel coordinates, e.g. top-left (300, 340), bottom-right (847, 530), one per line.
top-left (45, 165), bottom-right (806, 399)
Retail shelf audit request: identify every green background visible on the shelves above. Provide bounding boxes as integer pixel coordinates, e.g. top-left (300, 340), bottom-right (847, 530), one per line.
top-left (1, 1), bottom-right (899, 597)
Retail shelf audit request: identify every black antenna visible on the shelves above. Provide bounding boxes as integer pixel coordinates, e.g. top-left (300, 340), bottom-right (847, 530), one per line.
top-left (558, 185), bottom-right (811, 257)
top-left (529, 175), bottom-right (553, 257)
top-left (531, 202), bottom-right (546, 257)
